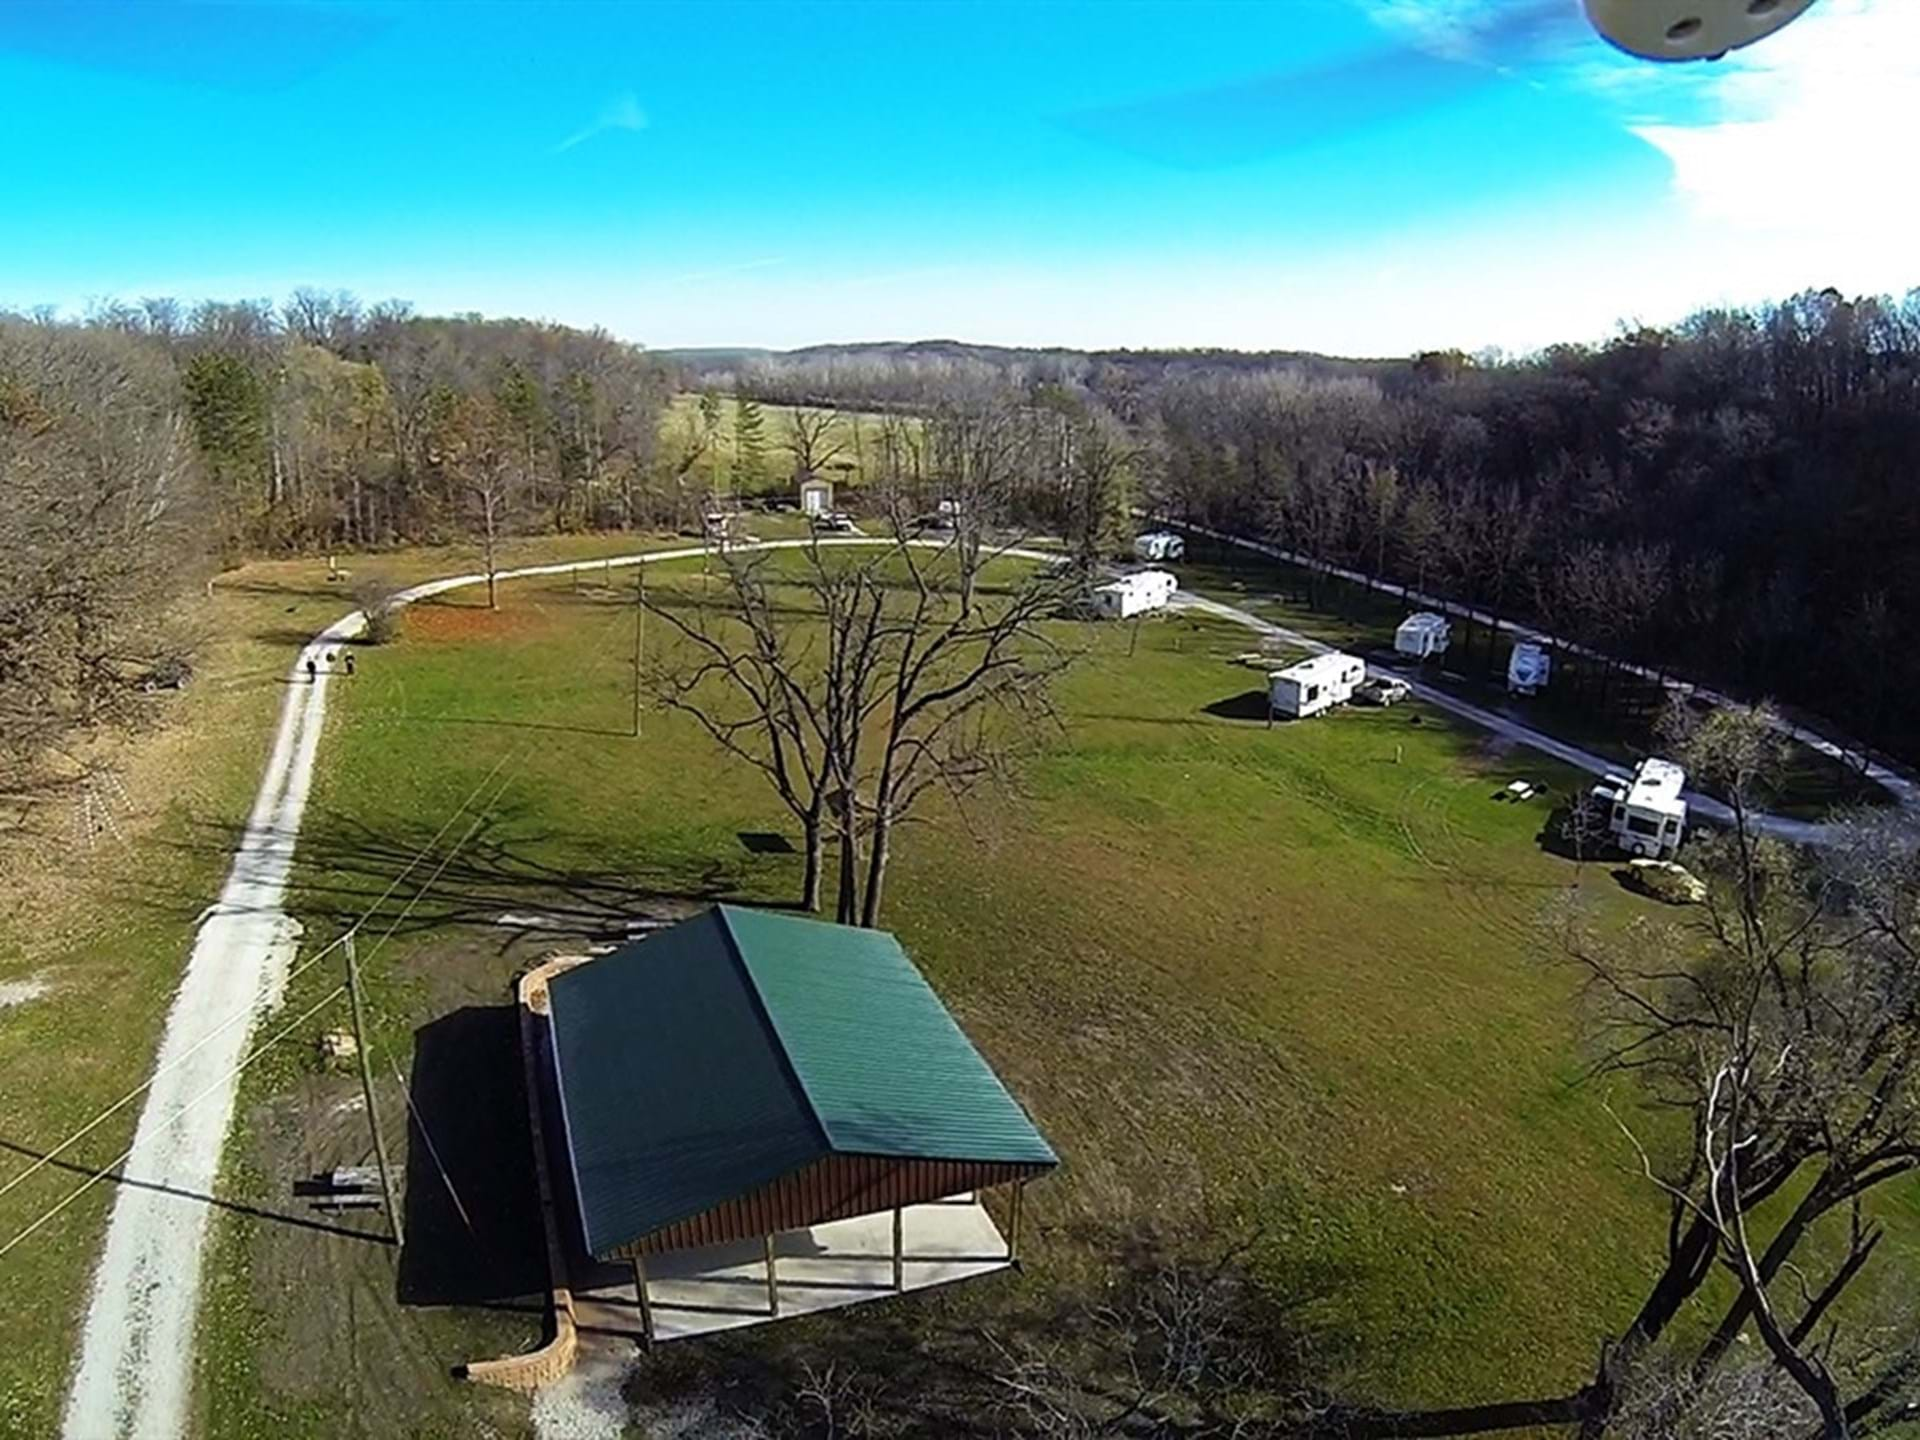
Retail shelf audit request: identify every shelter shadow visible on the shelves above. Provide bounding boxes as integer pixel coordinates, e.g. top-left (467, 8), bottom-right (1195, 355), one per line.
top-left (397, 1005), bottom-right (549, 1307)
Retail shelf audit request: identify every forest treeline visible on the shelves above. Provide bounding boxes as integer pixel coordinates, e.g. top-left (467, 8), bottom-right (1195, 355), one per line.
top-left (0, 289), bottom-right (680, 823)
top-left (715, 288), bottom-right (1920, 764)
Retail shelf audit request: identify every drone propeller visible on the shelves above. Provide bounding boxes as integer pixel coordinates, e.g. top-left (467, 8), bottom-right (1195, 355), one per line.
top-left (1583, 0), bottom-right (1819, 62)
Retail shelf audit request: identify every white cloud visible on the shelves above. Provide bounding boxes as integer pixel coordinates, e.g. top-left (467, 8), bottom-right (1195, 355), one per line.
top-left (1624, 0), bottom-right (1920, 296)
top-left (553, 92), bottom-right (648, 154)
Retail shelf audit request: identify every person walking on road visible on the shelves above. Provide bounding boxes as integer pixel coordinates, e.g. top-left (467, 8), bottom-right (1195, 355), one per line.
top-left (305, 657), bottom-right (317, 684)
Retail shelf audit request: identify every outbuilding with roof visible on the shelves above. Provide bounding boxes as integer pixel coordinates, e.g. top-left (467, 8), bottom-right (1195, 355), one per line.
top-left (526, 904), bottom-right (1057, 1347)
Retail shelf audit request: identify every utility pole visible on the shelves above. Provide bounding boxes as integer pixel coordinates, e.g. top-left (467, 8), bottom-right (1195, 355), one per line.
top-left (631, 565), bottom-right (646, 739)
top-left (345, 931), bottom-right (403, 1248)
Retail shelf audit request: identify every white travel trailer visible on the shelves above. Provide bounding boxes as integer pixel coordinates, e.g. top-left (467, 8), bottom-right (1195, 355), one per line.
top-left (1134, 531), bottom-right (1186, 563)
top-left (1591, 757), bottom-right (1689, 859)
top-left (1395, 611), bottom-right (1451, 661)
top-left (1507, 640), bottom-right (1551, 696)
top-left (1268, 652), bottom-right (1366, 719)
top-left (1091, 569), bottom-right (1178, 620)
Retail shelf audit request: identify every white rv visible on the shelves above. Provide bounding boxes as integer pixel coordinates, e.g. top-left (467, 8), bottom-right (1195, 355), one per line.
top-left (1134, 531), bottom-right (1186, 563)
top-left (1091, 569), bottom-right (1178, 620)
top-left (1395, 612), bottom-right (1451, 660)
top-left (1591, 757), bottom-right (1688, 859)
top-left (1507, 640), bottom-right (1551, 696)
top-left (1268, 652), bottom-right (1366, 719)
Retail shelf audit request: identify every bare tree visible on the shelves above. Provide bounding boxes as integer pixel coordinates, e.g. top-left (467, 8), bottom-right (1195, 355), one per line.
top-left (784, 405), bottom-right (847, 481)
top-left (853, 539), bottom-right (1073, 926)
top-left (1317, 705), bottom-right (1920, 1439)
top-left (646, 535), bottom-right (1075, 925)
top-left (644, 550), bottom-right (846, 912)
top-left (433, 393), bottom-right (521, 608)
top-left (0, 319), bottom-right (202, 838)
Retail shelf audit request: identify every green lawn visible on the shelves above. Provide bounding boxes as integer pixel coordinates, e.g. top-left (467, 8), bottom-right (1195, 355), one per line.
top-left (12, 534), bottom-right (1913, 1439)
top-left (186, 550), bottom-right (1910, 1437)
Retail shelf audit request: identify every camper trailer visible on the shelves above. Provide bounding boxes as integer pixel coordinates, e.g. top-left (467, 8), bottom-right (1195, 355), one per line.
top-left (1134, 531), bottom-right (1186, 563)
top-left (1395, 612), bottom-right (1451, 661)
top-left (1268, 652), bottom-right (1366, 719)
top-left (1591, 757), bottom-right (1688, 859)
top-left (1091, 569), bottom-right (1177, 620)
top-left (1507, 640), bottom-right (1551, 696)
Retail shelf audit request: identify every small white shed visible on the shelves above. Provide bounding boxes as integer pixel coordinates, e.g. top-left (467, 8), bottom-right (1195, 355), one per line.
top-left (1268, 652), bottom-right (1366, 719)
top-left (1395, 612), bottom-right (1451, 660)
top-left (1507, 640), bottom-right (1551, 696)
top-left (1091, 569), bottom-right (1177, 620)
top-left (1134, 531), bottom-right (1185, 563)
top-left (799, 477), bottom-right (833, 516)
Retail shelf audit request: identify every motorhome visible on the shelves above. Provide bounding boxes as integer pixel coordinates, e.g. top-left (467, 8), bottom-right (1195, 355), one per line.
top-left (1395, 612), bottom-right (1451, 661)
top-left (1507, 640), bottom-right (1551, 696)
top-left (1268, 652), bottom-right (1366, 719)
top-left (1090, 569), bottom-right (1177, 620)
top-left (1591, 757), bottom-right (1688, 859)
top-left (1133, 531), bottom-right (1186, 563)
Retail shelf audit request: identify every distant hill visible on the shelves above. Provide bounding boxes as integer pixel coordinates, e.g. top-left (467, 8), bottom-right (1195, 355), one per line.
top-left (656, 338), bottom-right (1400, 384)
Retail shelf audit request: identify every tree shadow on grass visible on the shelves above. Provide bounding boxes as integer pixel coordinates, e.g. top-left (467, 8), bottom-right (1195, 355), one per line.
top-left (153, 799), bottom-right (785, 946)
top-left (287, 804), bottom-right (760, 944)
top-left (627, 1220), bottom-right (1361, 1436)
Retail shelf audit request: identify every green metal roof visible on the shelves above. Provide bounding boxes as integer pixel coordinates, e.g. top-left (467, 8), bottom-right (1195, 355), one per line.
top-left (545, 905), bottom-right (1056, 1256)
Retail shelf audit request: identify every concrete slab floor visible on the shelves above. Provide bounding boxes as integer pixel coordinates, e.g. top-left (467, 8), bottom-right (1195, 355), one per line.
top-left (575, 1195), bottom-right (1011, 1345)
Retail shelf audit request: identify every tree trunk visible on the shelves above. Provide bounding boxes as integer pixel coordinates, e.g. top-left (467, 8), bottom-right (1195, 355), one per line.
top-left (800, 811), bottom-right (824, 913)
top-left (860, 807), bottom-right (892, 929)
top-left (834, 795), bottom-right (861, 925)
top-left (483, 492), bottom-right (499, 610)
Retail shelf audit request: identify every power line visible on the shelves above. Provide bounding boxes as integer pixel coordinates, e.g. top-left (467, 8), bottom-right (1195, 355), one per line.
top-left (0, 749), bottom-right (518, 1207)
top-left (0, 756), bottom-right (527, 1260)
top-left (0, 981), bottom-right (350, 1259)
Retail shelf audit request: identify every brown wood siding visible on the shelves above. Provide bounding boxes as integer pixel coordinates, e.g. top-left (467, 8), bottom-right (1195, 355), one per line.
top-left (606, 1155), bottom-right (1048, 1258)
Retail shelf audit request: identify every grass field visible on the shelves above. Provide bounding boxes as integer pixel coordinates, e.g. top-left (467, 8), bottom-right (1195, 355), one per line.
top-left (8, 533), bottom-right (1915, 1439)
top-left (663, 393), bottom-right (907, 502)
top-left (180, 547), bottom-right (1919, 1437)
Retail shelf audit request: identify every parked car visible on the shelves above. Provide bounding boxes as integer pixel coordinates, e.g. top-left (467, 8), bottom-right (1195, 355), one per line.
top-left (136, 656), bottom-right (194, 693)
top-left (1352, 676), bottom-right (1410, 707)
top-left (812, 511), bottom-right (856, 533)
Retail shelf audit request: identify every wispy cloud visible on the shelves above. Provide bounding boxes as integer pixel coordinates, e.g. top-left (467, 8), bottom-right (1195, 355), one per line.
top-left (1622, 0), bottom-right (1920, 289)
top-left (1359, 0), bottom-right (1578, 67)
top-left (553, 92), bottom-right (648, 154)
top-left (659, 257), bottom-right (786, 287)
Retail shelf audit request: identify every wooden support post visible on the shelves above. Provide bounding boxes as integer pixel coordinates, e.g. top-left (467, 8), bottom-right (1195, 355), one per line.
top-left (631, 1256), bottom-right (655, 1349)
top-left (764, 1233), bottom-right (780, 1317)
top-left (892, 1206), bottom-right (904, 1293)
top-left (1007, 1182), bottom-right (1024, 1267)
top-left (345, 932), bottom-right (403, 1249)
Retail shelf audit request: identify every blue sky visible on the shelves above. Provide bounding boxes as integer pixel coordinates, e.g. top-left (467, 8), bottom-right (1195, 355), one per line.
top-left (0, 0), bottom-right (1911, 356)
